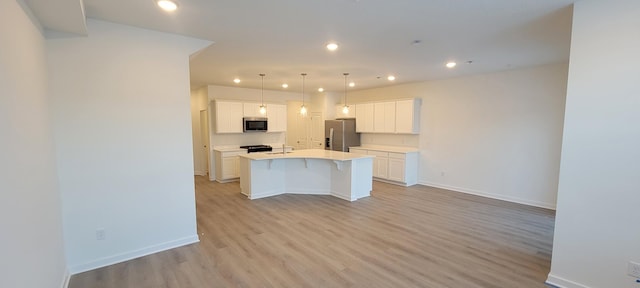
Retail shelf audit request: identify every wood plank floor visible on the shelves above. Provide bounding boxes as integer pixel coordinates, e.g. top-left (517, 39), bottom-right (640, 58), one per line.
top-left (69, 176), bottom-right (555, 288)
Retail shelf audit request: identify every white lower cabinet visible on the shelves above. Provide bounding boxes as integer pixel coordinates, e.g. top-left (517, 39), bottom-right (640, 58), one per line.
top-left (387, 153), bottom-right (406, 182)
top-left (349, 146), bottom-right (418, 186)
top-left (368, 150), bottom-right (389, 179)
top-left (214, 149), bottom-right (247, 182)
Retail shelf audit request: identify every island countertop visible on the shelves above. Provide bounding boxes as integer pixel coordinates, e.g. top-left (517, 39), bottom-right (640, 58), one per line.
top-left (239, 149), bottom-right (374, 161)
top-left (239, 149), bottom-right (374, 201)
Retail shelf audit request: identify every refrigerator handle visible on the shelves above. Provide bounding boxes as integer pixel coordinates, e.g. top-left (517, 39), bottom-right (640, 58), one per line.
top-left (329, 128), bottom-right (334, 150)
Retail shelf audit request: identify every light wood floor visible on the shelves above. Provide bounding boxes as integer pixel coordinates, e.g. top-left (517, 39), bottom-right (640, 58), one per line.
top-left (69, 176), bottom-right (555, 288)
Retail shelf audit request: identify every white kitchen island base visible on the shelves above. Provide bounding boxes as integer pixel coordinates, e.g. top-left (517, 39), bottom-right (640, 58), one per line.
top-left (239, 149), bottom-right (374, 201)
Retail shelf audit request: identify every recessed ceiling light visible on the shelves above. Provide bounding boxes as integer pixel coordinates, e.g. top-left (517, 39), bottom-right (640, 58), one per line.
top-left (387, 75), bottom-right (396, 81)
top-left (446, 62), bottom-right (457, 68)
top-left (318, 88), bottom-right (324, 92)
top-left (349, 82), bottom-right (355, 87)
top-left (157, 0), bottom-right (178, 12)
top-left (282, 83), bottom-right (288, 88)
top-left (233, 78), bottom-right (240, 84)
top-left (326, 43), bottom-right (339, 51)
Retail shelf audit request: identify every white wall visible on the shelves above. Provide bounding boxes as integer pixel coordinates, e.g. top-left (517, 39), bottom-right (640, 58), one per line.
top-left (47, 19), bottom-right (211, 273)
top-left (548, 1), bottom-right (640, 287)
top-left (0, 1), bottom-right (67, 287)
top-left (347, 63), bottom-right (568, 209)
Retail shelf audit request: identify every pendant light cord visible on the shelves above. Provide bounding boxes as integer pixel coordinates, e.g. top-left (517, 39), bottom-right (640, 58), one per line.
top-left (260, 73), bottom-right (265, 106)
top-left (344, 72), bottom-right (349, 107)
top-left (301, 73), bottom-right (306, 106)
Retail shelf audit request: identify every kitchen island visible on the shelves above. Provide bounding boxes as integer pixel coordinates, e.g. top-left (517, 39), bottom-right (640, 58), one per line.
top-left (239, 149), bottom-right (374, 201)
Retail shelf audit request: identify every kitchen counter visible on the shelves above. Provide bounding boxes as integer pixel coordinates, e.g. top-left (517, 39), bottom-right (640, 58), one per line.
top-left (212, 146), bottom-right (247, 152)
top-left (240, 149), bottom-right (373, 161)
top-left (239, 149), bottom-right (373, 201)
top-left (212, 145), bottom-right (294, 153)
top-left (349, 145), bottom-right (419, 153)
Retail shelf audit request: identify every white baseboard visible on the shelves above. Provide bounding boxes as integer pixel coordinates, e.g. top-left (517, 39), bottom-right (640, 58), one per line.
top-left (546, 274), bottom-right (591, 288)
top-left (194, 170), bottom-right (207, 176)
top-left (418, 181), bottom-right (556, 210)
top-left (373, 177), bottom-right (411, 187)
top-left (60, 268), bottom-right (70, 288)
top-left (68, 235), bottom-right (199, 274)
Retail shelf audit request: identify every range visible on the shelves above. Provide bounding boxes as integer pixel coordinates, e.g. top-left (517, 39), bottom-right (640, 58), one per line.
top-left (240, 145), bottom-right (273, 153)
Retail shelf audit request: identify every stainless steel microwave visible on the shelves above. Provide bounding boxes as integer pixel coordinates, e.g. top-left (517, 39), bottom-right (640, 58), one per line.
top-left (243, 117), bottom-right (268, 132)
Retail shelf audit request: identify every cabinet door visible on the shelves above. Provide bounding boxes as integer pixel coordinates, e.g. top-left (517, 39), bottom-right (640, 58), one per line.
top-left (395, 99), bottom-right (419, 134)
top-left (221, 156), bottom-right (238, 179)
top-left (368, 150), bottom-right (388, 179)
top-left (374, 157), bottom-right (389, 179)
top-left (387, 158), bottom-right (405, 182)
top-left (243, 103), bottom-right (263, 118)
top-left (374, 102), bottom-right (396, 133)
top-left (355, 103), bottom-right (374, 132)
top-left (216, 101), bottom-right (243, 133)
top-left (267, 104), bottom-right (287, 132)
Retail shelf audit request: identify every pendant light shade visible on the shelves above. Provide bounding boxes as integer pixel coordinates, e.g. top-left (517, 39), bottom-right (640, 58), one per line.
top-left (259, 73), bottom-right (267, 114)
top-left (300, 73), bottom-right (307, 116)
top-left (342, 73), bottom-right (350, 114)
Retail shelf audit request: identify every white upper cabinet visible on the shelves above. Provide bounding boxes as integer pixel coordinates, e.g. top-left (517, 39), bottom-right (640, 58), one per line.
top-left (395, 99), bottom-right (421, 134)
top-left (267, 104), bottom-right (287, 132)
top-left (214, 100), bottom-right (288, 133)
top-left (354, 99), bottom-right (419, 134)
top-left (335, 104), bottom-right (356, 118)
top-left (355, 103), bottom-right (374, 133)
top-left (374, 102), bottom-right (396, 133)
top-left (215, 101), bottom-right (243, 133)
top-left (243, 102), bottom-right (264, 118)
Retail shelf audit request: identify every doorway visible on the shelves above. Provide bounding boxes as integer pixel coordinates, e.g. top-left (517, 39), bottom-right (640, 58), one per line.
top-left (199, 110), bottom-right (210, 176)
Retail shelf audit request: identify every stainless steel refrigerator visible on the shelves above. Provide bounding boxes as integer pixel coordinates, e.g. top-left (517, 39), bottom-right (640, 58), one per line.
top-left (325, 119), bottom-right (360, 151)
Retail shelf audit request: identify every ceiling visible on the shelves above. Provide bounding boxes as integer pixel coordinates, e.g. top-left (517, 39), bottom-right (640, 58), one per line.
top-left (26, 0), bottom-right (575, 93)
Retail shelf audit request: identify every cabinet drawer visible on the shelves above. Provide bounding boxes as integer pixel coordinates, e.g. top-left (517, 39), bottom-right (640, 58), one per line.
top-left (368, 150), bottom-right (389, 157)
top-left (388, 152), bottom-right (405, 160)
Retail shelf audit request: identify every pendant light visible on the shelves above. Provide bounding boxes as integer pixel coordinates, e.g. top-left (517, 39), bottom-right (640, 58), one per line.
top-left (300, 73), bottom-right (307, 116)
top-left (259, 73), bottom-right (267, 115)
top-left (342, 73), bottom-right (350, 115)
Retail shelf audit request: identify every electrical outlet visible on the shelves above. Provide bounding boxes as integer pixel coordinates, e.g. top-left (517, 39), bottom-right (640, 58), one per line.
top-left (628, 261), bottom-right (640, 278)
top-left (96, 229), bottom-right (106, 241)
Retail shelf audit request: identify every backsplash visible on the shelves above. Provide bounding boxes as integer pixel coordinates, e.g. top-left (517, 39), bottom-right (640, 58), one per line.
top-left (211, 132), bottom-right (285, 147)
top-left (360, 133), bottom-right (419, 148)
